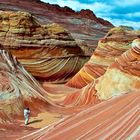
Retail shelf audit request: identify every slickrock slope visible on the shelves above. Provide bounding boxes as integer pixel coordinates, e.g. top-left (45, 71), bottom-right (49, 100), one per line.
top-left (96, 38), bottom-right (140, 100)
top-left (0, 0), bottom-right (113, 54)
top-left (0, 11), bottom-right (89, 83)
top-left (0, 47), bottom-right (79, 140)
top-left (60, 39), bottom-right (140, 108)
top-left (1, 39), bottom-right (140, 140)
top-left (0, 48), bottom-right (50, 123)
top-left (0, 47), bottom-right (80, 122)
top-left (20, 39), bottom-right (140, 140)
top-left (67, 27), bottom-right (140, 88)
top-left (21, 91), bottom-right (140, 140)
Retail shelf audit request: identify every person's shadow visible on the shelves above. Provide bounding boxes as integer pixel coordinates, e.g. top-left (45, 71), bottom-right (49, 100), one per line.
top-left (28, 119), bottom-right (42, 125)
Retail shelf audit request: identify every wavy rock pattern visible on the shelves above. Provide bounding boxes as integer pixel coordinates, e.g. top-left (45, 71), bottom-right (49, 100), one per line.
top-left (0, 48), bottom-right (80, 123)
top-left (96, 38), bottom-right (140, 100)
top-left (19, 56), bottom-right (88, 83)
top-left (60, 39), bottom-right (140, 108)
top-left (0, 11), bottom-right (89, 83)
top-left (67, 27), bottom-right (140, 88)
top-left (19, 39), bottom-right (140, 140)
top-left (0, 48), bottom-right (51, 123)
top-left (0, 39), bottom-right (140, 139)
top-left (20, 91), bottom-right (140, 140)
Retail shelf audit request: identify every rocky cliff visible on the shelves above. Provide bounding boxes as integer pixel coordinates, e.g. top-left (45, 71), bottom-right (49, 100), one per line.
top-left (0, 0), bottom-right (114, 54)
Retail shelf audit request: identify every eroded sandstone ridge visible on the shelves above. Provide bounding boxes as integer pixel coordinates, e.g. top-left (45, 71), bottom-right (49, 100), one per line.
top-left (0, 37), bottom-right (140, 140)
top-left (0, 0), bottom-right (113, 54)
top-left (0, 11), bottom-right (89, 83)
top-left (20, 39), bottom-right (140, 140)
top-left (67, 27), bottom-right (140, 88)
top-left (96, 38), bottom-right (140, 99)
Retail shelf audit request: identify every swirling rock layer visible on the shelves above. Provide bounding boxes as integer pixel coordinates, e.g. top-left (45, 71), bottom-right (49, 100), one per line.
top-left (63, 39), bottom-right (140, 108)
top-left (96, 38), bottom-right (140, 100)
top-left (0, 11), bottom-right (89, 83)
top-left (1, 39), bottom-right (140, 139)
top-left (67, 27), bottom-right (140, 88)
top-left (21, 38), bottom-right (140, 140)
top-left (0, 48), bottom-right (51, 123)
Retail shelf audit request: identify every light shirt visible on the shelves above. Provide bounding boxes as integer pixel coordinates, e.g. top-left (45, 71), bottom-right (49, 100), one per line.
top-left (24, 109), bottom-right (30, 117)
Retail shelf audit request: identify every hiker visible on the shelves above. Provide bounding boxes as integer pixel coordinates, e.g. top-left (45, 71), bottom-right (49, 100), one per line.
top-left (24, 107), bottom-right (30, 125)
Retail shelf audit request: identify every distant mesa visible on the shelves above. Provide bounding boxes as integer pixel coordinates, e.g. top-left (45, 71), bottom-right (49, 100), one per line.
top-left (119, 25), bottom-right (134, 31)
top-left (77, 9), bottom-right (113, 27)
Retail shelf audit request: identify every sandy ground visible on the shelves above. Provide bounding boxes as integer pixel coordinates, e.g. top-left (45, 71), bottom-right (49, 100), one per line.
top-left (20, 111), bottom-right (63, 128)
top-left (0, 111), bottom-right (63, 140)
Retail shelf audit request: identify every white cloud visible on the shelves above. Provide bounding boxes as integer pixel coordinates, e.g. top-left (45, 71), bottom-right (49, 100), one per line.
top-left (126, 12), bottom-right (140, 18)
top-left (97, 11), bottom-right (140, 21)
top-left (115, 0), bottom-right (140, 7)
top-left (103, 17), bottom-right (140, 29)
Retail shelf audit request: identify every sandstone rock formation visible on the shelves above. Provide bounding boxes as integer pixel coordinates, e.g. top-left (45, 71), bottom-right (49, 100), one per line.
top-left (0, 38), bottom-right (140, 140)
top-left (0, 48), bottom-right (50, 123)
top-left (59, 38), bottom-right (140, 108)
top-left (0, 0), bottom-right (114, 54)
top-left (66, 27), bottom-right (140, 88)
top-left (0, 1), bottom-right (140, 139)
top-left (18, 39), bottom-right (140, 140)
top-left (96, 38), bottom-right (140, 100)
top-left (21, 91), bottom-right (140, 140)
top-left (20, 39), bottom-right (140, 140)
top-left (0, 11), bottom-right (89, 83)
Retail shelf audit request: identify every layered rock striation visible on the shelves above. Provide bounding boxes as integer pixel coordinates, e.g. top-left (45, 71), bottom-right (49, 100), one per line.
top-left (0, 11), bottom-right (89, 83)
top-left (0, 48), bottom-right (50, 123)
top-left (21, 91), bottom-right (140, 140)
top-left (66, 27), bottom-right (140, 88)
top-left (20, 39), bottom-right (140, 140)
top-left (1, 36), bottom-right (140, 140)
top-left (96, 38), bottom-right (140, 100)
top-left (61, 39), bottom-right (140, 108)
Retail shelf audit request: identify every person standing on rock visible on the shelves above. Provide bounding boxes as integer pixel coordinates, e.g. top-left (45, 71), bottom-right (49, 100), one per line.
top-left (24, 107), bottom-right (30, 125)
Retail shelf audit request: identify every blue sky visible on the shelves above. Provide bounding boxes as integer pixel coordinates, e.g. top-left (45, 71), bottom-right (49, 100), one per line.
top-left (41, 0), bottom-right (140, 29)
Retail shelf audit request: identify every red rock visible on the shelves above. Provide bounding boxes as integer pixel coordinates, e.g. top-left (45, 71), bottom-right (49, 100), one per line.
top-left (0, 11), bottom-right (89, 83)
top-left (19, 38), bottom-right (140, 138)
top-left (96, 39), bottom-right (140, 100)
top-left (66, 27), bottom-right (140, 88)
top-left (0, 48), bottom-right (50, 123)
top-left (0, 36), bottom-right (140, 140)
top-left (20, 91), bottom-right (140, 140)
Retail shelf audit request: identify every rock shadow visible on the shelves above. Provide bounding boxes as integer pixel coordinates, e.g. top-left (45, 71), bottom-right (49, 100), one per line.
top-left (28, 119), bottom-right (42, 125)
